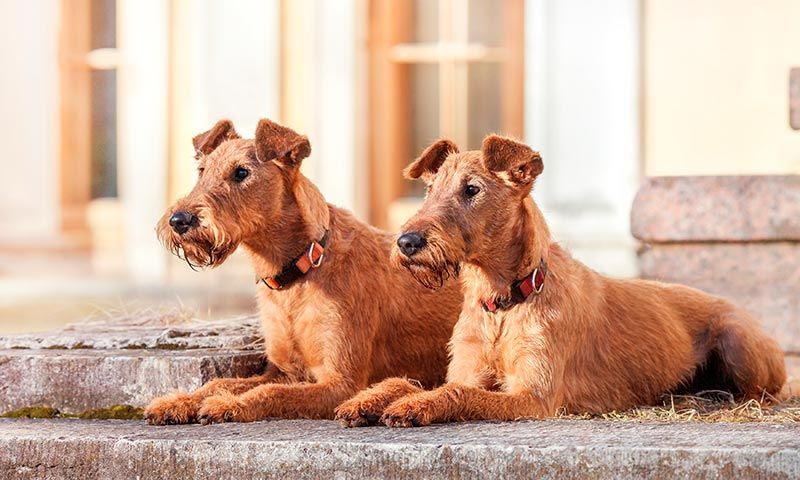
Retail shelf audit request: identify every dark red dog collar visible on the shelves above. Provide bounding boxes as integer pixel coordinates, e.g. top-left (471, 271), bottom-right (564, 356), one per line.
top-left (481, 258), bottom-right (547, 313)
top-left (257, 229), bottom-right (329, 290)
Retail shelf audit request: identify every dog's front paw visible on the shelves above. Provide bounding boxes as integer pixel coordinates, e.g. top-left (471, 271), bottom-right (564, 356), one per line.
top-left (335, 397), bottom-right (384, 428)
top-left (197, 392), bottom-right (247, 424)
top-left (381, 397), bottom-right (434, 428)
top-left (144, 392), bottom-right (199, 425)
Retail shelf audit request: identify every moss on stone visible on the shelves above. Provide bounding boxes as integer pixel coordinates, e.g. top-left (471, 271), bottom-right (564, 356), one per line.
top-left (2, 404), bottom-right (144, 420)
top-left (77, 405), bottom-right (144, 420)
top-left (1, 406), bottom-right (60, 418)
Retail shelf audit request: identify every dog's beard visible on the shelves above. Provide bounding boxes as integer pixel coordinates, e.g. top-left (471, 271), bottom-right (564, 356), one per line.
top-left (157, 222), bottom-right (238, 271)
top-left (405, 261), bottom-right (460, 290)
top-left (393, 243), bottom-right (461, 290)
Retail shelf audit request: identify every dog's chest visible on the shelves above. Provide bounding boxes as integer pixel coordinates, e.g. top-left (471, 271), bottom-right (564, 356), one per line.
top-left (257, 288), bottom-right (330, 381)
top-left (478, 309), bottom-right (549, 389)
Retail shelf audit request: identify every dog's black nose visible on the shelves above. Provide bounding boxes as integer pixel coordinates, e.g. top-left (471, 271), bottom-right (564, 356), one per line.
top-left (397, 232), bottom-right (427, 257)
top-left (169, 211), bottom-right (195, 234)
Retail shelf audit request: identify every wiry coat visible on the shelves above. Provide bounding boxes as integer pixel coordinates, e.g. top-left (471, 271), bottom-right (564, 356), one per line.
top-left (145, 119), bottom-right (461, 424)
top-left (336, 135), bottom-right (786, 427)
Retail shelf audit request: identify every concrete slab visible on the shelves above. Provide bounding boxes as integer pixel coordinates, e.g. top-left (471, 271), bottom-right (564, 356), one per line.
top-left (0, 419), bottom-right (797, 479)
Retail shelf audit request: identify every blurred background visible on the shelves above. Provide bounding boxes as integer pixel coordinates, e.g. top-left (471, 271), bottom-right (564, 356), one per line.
top-left (1, 0), bottom-right (799, 333)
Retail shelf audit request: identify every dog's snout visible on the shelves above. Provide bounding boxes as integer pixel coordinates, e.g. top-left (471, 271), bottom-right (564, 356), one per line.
top-left (169, 211), bottom-right (195, 234)
top-left (397, 232), bottom-right (427, 257)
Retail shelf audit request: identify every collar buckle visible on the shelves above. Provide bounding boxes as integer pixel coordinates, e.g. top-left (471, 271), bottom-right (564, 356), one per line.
top-left (481, 258), bottom-right (547, 314)
top-left (308, 242), bottom-right (324, 268)
top-left (257, 229), bottom-right (329, 290)
top-left (532, 266), bottom-right (545, 294)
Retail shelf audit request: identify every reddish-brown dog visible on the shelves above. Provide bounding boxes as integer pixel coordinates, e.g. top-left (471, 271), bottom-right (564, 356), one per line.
top-left (335, 135), bottom-right (786, 427)
top-left (144, 119), bottom-right (461, 424)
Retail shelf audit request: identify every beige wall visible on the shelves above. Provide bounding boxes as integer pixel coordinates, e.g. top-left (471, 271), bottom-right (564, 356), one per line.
top-left (644, 0), bottom-right (800, 176)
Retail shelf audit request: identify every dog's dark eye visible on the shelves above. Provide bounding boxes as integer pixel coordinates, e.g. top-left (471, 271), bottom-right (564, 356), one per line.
top-left (464, 184), bottom-right (480, 197)
top-left (233, 167), bottom-right (249, 182)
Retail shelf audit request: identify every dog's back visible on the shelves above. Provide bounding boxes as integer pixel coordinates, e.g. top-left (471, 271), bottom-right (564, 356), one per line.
top-left (549, 250), bottom-right (786, 412)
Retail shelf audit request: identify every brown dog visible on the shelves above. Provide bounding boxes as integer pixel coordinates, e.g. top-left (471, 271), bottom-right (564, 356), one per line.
top-left (335, 135), bottom-right (786, 427)
top-left (144, 119), bottom-right (461, 424)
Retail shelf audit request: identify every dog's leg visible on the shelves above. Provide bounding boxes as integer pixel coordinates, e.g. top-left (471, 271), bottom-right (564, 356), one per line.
top-left (714, 311), bottom-right (786, 398)
top-left (197, 380), bottom-right (357, 423)
top-left (145, 364), bottom-right (287, 425)
top-left (380, 382), bottom-right (547, 427)
top-left (334, 377), bottom-right (424, 427)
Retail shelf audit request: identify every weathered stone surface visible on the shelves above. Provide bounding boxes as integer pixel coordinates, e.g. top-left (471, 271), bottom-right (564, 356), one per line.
top-left (787, 356), bottom-right (800, 394)
top-left (639, 243), bottom-right (800, 353)
top-left (631, 175), bottom-right (800, 242)
top-left (0, 419), bottom-right (797, 479)
top-left (0, 317), bottom-right (266, 413)
top-left (0, 316), bottom-right (262, 351)
top-left (0, 349), bottom-right (266, 412)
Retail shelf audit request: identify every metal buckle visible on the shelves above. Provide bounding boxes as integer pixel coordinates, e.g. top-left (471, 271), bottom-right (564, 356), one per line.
top-left (532, 267), bottom-right (544, 294)
top-left (308, 242), bottom-right (324, 268)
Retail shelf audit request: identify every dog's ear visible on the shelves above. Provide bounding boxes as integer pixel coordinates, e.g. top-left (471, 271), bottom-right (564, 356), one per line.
top-left (404, 139), bottom-right (458, 182)
top-left (192, 119), bottom-right (240, 158)
top-left (481, 135), bottom-right (543, 188)
top-left (254, 119), bottom-right (311, 168)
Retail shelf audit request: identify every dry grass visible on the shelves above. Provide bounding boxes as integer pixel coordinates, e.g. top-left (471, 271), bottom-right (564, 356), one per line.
top-left (558, 392), bottom-right (800, 423)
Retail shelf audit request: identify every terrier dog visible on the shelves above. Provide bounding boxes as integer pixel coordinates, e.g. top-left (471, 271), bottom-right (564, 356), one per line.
top-left (335, 135), bottom-right (786, 427)
top-left (144, 119), bottom-right (461, 424)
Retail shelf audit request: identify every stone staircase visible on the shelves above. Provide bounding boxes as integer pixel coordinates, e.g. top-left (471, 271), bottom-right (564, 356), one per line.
top-left (0, 308), bottom-right (797, 479)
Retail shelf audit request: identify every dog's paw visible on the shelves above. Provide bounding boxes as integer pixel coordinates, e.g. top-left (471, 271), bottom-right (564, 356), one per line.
top-left (334, 397), bottom-right (383, 428)
top-left (197, 392), bottom-right (246, 424)
top-left (144, 392), bottom-right (199, 425)
top-left (380, 398), bottom-right (433, 428)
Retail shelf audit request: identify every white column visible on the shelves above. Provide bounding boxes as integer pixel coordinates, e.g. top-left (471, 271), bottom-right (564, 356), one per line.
top-left (0, 0), bottom-right (60, 243)
top-left (170, 0), bottom-right (281, 198)
top-left (526, 0), bottom-right (640, 277)
top-left (308, 0), bottom-right (368, 220)
top-left (116, 0), bottom-right (170, 281)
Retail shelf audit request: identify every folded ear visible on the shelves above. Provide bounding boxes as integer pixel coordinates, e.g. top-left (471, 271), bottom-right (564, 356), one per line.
top-left (404, 139), bottom-right (459, 182)
top-left (192, 119), bottom-right (240, 158)
top-left (481, 135), bottom-right (543, 188)
top-left (254, 119), bottom-right (311, 168)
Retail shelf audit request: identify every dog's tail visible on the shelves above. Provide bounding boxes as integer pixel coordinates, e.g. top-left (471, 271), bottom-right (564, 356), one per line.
top-left (712, 308), bottom-right (786, 399)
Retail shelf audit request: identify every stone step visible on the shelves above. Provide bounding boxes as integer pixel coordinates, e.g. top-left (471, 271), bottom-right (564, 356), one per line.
top-left (631, 175), bottom-right (800, 369)
top-left (0, 419), bottom-right (798, 479)
top-left (0, 349), bottom-right (265, 413)
top-left (0, 317), bottom-right (265, 413)
top-left (631, 175), bottom-right (800, 243)
top-left (638, 242), bottom-right (800, 353)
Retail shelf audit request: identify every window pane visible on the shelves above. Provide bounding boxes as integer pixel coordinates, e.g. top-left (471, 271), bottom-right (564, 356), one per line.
top-left (90, 69), bottom-right (117, 199)
top-left (412, 0), bottom-right (438, 43)
top-left (90, 0), bottom-right (116, 49)
top-left (405, 64), bottom-right (440, 197)
top-left (467, 62), bottom-right (502, 150)
top-left (468, 0), bottom-right (504, 47)
top-left (89, 0), bottom-right (117, 199)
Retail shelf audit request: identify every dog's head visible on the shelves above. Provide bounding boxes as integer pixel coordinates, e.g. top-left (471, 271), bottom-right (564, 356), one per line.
top-left (157, 119), bottom-right (313, 269)
top-left (393, 135), bottom-right (543, 289)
